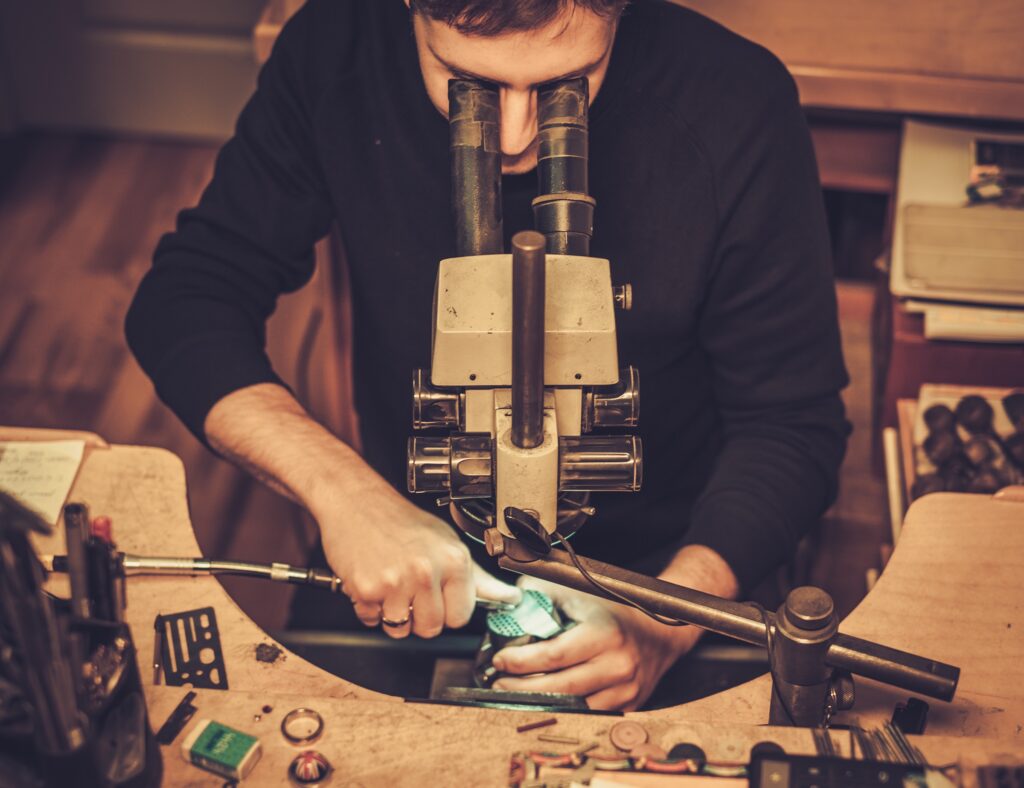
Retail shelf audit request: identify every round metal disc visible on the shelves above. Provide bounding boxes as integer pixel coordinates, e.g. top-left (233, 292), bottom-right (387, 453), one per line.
top-left (609, 720), bottom-right (648, 751)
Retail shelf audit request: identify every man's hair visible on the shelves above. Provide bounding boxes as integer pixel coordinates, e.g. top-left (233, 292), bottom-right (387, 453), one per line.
top-left (409, 0), bottom-right (629, 36)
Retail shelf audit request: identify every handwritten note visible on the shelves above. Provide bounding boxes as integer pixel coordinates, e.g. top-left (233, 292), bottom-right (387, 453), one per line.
top-left (0, 441), bottom-right (86, 525)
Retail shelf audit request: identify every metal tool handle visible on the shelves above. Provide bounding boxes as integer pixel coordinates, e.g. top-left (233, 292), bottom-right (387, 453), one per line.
top-left (123, 555), bottom-right (208, 574)
top-left (122, 556), bottom-right (318, 587)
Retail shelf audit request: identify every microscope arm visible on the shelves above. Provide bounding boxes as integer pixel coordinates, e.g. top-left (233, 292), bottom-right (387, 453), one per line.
top-left (494, 544), bottom-right (959, 719)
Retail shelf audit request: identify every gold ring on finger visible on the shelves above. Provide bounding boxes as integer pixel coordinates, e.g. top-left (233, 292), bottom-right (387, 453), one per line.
top-left (381, 605), bottom-right (413, 628)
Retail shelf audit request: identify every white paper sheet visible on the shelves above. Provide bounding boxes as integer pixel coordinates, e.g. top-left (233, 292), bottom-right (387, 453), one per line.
top-left (0, 440), bottom-right (86, 525)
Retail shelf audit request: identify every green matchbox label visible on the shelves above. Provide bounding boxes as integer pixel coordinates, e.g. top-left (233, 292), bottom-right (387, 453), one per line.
top-left (192, 722), bottom-right (257, 767)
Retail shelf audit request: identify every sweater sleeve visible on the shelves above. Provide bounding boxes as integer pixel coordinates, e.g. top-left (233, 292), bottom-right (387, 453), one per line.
top-left (125, 2), bottom-right (336, 442)
top-left (681, 72), bottom-right (851, 593)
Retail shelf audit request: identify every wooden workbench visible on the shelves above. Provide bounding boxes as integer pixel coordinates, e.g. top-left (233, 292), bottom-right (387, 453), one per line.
top-left (6, 427), bottom-right (1023, 785)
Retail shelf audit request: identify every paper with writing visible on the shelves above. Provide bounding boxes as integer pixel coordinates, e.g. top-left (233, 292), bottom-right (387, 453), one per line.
top-left (0, 440), bottom-right (86, 525)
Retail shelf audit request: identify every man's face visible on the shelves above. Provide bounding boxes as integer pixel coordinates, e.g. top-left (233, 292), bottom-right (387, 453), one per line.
top-left (409, 5), bottom-right (618, 174)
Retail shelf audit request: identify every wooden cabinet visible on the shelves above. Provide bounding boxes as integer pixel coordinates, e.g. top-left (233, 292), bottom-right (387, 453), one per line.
top-left (0, 0), bottom-right (265, 138)
top-left (677, 0), bottom-right (1024, 121)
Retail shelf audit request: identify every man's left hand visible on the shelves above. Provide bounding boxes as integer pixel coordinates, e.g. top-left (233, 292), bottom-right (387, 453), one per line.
top-left (490, 577), bottom-right (700, 711)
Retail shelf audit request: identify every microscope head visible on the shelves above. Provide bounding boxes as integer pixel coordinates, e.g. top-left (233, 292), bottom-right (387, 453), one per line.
top-left (407, 77), bottom-right (641, 545)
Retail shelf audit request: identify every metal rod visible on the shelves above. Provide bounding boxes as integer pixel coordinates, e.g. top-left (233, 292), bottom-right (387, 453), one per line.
top-left (827, 633), bottom-right (958, 702)
top-left (449, 79), bottom-right (503, 256)
top-left (501, 548), bottom-right (769, 642)
top-left (511, 230), bottom-right (547, 448)
top-left (498, 548), bottom-right (959, 702)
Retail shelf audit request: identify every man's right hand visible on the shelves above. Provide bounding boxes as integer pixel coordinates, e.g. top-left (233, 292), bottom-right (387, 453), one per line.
top-left (317, 489), bottom-right (520, 639)
top-left (204, 383), bottom-right (519, 642)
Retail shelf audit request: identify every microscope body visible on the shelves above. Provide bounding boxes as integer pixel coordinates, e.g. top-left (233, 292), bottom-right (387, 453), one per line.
top-left (407, 76), bottom-right (641, 542)
top-left (408, 251), bottom-right (640, 538)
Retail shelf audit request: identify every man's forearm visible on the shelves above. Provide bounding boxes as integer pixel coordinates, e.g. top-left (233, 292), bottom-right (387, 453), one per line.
top-left (203, 382), bottom-right (395, 520)
top-left (659, 544), bottom-right (739, 602)
top-left (651, 544), bottom-right (740, 653)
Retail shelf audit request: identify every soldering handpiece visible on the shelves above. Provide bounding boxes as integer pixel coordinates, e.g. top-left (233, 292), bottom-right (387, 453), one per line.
top-left (47, 553), bottom-right (514, 611)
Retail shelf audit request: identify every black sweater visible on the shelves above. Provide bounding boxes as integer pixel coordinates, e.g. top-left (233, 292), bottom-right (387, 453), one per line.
top-left (126, 0), bottom-right (850, 592)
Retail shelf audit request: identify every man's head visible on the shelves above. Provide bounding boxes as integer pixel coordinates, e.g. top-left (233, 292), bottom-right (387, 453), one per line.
top-left (407, 0), bottom-right (627, 174)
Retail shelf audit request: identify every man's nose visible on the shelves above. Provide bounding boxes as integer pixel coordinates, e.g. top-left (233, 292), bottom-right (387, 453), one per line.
top-left (499, 87), bottom-right (537, 157)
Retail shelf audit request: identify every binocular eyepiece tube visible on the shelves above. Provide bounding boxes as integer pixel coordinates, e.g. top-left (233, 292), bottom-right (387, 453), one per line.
top-left (533, 78), bottom-right (595, 256)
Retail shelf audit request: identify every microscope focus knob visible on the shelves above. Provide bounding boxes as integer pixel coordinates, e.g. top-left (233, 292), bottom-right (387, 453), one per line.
top-left (613, 284), bottom-right (632, 311)
top-left (407, 434), bottom-right (494, 499)
top-left (411, 369), bottom-right (462, 429)
top-left (407, 437), bottom-right (451, 493)
top-left (583, 366), bottom-right (639, 431)
top-left (559, 435), bottom-right (643, 492)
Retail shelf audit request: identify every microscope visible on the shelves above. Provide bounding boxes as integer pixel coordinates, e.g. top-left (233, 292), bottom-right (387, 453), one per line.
top-left (408, 78), bottom-right (641, 546)
top-left (407, 77), bottom-right (961, 727)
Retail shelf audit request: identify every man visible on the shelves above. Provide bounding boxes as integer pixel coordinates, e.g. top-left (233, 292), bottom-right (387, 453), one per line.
top-left (126, 0), bottom-right (849, 711)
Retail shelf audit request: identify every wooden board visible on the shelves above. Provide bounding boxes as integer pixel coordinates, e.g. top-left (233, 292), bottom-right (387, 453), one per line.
top-left (5, 427), bottom-right (1024, 784)
top-left (144, 685), bottom-right (1024, 786)
top-left (623, 493), bottom-right (1024, 740)
top-left (18, 432), bottom-right (391, 704)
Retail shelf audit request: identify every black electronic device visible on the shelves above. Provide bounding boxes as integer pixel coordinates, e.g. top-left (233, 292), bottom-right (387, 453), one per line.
top-left (749, 753), bottom-right (928, 788)
top-left (978, 765), bottom-right (1024, 788)
top-left (0, 494), bottom-right (162, 786)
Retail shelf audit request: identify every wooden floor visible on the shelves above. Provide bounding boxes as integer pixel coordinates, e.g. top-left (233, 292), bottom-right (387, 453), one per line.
top-left (0, 131), bottom-right (886, 629)
top-left (0, 132), bottom-right (315, 628)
